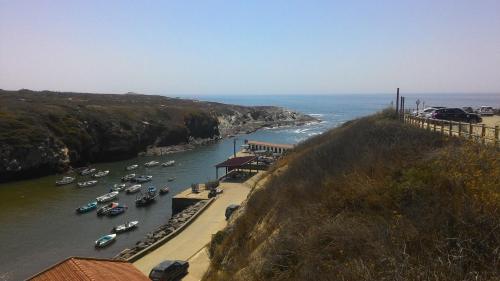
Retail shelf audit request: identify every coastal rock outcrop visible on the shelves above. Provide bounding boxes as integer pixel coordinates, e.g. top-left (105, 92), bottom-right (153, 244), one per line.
top-left (0, 90), bottom-right (316, 182)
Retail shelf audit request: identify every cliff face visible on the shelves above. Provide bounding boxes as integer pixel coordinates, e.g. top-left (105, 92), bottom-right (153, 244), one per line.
top-left (0, 90), bottom-right (315, 182)
top-left (204, 111), bottom-right (500, 281)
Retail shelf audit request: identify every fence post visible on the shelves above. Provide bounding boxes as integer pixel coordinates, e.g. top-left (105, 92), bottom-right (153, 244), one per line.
top-left (458, 122), bottom-right (462, 137)
top-left (449, 121), bottom-right (453, 136)
top-left (440, 120), bottom-right (444, 134)
top-left (433, 121), bottom-right (436, 132)
top-left (481, 124), bottom-right (486, 144)
top-left (469, 123), bottom-right (473, 140)
top-left (495, 125), bottom-right (499, 146)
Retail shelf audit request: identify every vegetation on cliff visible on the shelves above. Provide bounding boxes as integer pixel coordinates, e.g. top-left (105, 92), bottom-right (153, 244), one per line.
top-left (205, 110), bottom-right (500, 281)
top-left (0, 89), bottom-right (314, 182)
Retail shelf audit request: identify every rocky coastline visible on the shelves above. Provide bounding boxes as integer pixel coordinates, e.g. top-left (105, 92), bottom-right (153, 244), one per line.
top-left (0, 90), bottom-right (316, 183)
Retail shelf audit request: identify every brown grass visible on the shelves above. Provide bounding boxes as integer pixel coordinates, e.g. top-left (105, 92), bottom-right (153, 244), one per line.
top-left (204, 109), bottom-right (500, 281)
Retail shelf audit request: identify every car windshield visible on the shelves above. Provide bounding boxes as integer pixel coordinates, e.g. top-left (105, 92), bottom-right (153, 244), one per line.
top-left (150, 270), bottom-right (163, 278)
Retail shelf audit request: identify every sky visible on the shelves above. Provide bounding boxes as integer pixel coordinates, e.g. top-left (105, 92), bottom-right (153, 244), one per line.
top-left (1, 0), bottom-right (499, 96)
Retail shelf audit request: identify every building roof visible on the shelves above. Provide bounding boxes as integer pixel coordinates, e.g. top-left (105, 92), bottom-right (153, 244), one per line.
top-left (28, 257), bottom-right (150, 281)
top-left (247, 141), bottom-right (294, 149)
top-left (215, 156), bottom-right (257, 168)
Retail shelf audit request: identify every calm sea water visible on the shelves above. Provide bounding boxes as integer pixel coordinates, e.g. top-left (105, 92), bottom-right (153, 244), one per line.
top-left (0, 94), bottom-right (498, 280)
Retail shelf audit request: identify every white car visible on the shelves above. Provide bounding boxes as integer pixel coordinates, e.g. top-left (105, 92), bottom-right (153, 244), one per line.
top-left (478, 106), bottom-right (494, 116)
top-left (417, 107), bottom-right (438, 118)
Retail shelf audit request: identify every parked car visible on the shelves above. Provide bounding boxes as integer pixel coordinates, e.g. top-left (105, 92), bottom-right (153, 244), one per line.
top-left (225, 204), bottom-right (240, 220)
top-left (149, 260), bottom-right (189, 281)
top-left (462, 106), bottom-right (474, 113)
top-left (432, 108), bottom-right (482, 123)
top-left (418, 107), bottom-right (438, 118)
top-left (478, 106), bottom-right (494, 116)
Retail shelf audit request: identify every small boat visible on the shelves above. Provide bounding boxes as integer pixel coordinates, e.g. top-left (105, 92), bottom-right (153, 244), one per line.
top-left (147, 186), bottom-right (157, 195)
top-left (76, 201), bottom-right (97, 213)
top-left (121, 173), bottom-right (136, 182)
top-left (95, 233), bottom-right (116, 248)
top-left (80, 168), bottom-right (96, 176)
top-left (112, 220), bottom-right (139, 233)
top-left (132, 175), bottom-right (153, 183)
top-left (161, 160), bottom-right (175, 167)
top-left (96, 202), bottom-right (119, 216)
top-left (77, 180), bottom-right (98, 188)
top-left (107, 205), bottom-right (128, 216)
top-left (56, 176), bottom-right (75, 186)
top-left (167, 177), bottom-right (176, 182)
top-left (144, 161), bottom-right (160, 167)
top-left (96, 191), bottom-right (119, 203)
top-left (93, 170), bottom-right (110, 178)
top-left (159, 186), bottom-right (170, 195)
top-left (135, 195), bottom-right (157, 207)
top-left (112, 183), bottom-right (127, 192)
top-left (126, 164), bottom-right (139, 171)
top-left (126, 184), bottom-right (142, 194)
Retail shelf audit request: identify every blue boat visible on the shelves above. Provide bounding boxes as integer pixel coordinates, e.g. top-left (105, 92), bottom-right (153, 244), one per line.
top-left (147, 186), bottom-right (157, 195)
top-left (76, 201), bottom-right (97, 214)
top-left (95, 233), bottom-right (116, 248)
top-left (106, 205), bottom-right (128, 216)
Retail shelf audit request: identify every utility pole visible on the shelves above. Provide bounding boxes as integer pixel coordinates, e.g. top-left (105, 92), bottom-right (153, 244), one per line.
top-left (396, 88), bottom-right (400, 115)
top-left (233, 138), bottom-right (237, 158)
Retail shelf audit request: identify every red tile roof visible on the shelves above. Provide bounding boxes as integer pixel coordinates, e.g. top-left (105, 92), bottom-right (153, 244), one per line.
top-left (27, 257), bottom-right (150, 281)
top-left (215, 156), bottom-right (257, 168)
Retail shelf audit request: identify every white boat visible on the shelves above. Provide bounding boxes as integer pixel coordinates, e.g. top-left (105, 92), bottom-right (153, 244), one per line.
top-left (121, 173), bottom-right (136, 182)
top-left (161, 160), bottom-right (175, 167)
top-left (132, 175), bottom-right (153, 183)
top-left (112, 221), bottom-right (139, 233)
top-left (93, 170), bottom-right (110, 178)
top-left (126, 164), bottom-right (138, 171)
top-left (112, 183), bottom-right (127, 192)
top-left (96, 191), bottom-right (119, 203)
top-left (126, 184), bottom-right (142, 194)
top-left (95, 233), bottom-right (116, 248)
top-left (77, 180), bottom-right (98, 188)
top-left (56, 176), bottom-right (75, 186)
top-left (80, 168), bottom-right (96, 176)
top-left (144, 161), bottom-right (160, 167)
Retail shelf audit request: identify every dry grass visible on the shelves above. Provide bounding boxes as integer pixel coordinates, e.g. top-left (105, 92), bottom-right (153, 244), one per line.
top-left (204, 109), bottom-right (500, 281)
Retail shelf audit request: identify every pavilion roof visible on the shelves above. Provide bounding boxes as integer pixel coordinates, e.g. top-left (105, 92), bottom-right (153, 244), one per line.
top-left (215, 156), bottom-right (257, 168)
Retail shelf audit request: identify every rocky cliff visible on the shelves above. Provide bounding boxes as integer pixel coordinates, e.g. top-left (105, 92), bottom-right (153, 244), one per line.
top-left (0, 89), bottom-right (315, 182)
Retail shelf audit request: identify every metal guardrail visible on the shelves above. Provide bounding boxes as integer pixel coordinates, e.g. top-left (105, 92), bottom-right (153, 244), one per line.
top-left (403, 114), bottom-right (499, 147)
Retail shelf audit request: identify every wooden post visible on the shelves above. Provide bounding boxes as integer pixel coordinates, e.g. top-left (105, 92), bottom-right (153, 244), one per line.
top-left (396, 88), bottom-right (400, 115)
top-left (441, 120), bottom-right (444, 134)
top-left (481, 124), bottom-right (486, 144)
top-left (495, 125), bottom-right (499, 146)
top-left (458, 122), bottom-right (462, 137)
top-left (426, 118), bottom-right (430, 130)
top-left (469, 123), bottom-right (473, 140)
top-left (433, 122), bottom-right (436, 132)
top-left (449, 121), bottom-right (453, 136)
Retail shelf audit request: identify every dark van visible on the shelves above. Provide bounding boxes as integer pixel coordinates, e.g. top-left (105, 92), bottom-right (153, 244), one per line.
top-left (149, 260), bottom-right (189, 281)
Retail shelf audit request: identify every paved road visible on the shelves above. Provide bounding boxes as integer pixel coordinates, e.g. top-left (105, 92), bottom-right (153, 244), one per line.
top-left (133, 180), bottom-right (254, 279)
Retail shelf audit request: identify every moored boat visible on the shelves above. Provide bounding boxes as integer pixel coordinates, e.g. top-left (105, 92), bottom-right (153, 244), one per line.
top-left (56, 176), bottom-right (75, 186)
top-left (160, 186), bottom-right (170, 194)
top-left (161, 160), bottom-right (175, 167)
top-left (96, 191), bottom-right (119, 203)
top-left (126, 184), bottom-right (142, 194)
top-left (135, 195), bottom-right (157, 207)
top-left (132, 175), bottom-right (152, 183)
top-left (80, 168), bottom-right (96, 176)
top-left (125, 164), bottom-right (138, 171)
top-left (96, 202), bottom-right (119, 216)
top-left (167, 177), bottom-right (176, 182)
top-left (95, 233), bottom-right (116, 248)
top-left (77, 180), bottom-right (98, 188)
top-left (121, 173), bottom-right (136, 182)
top-left (112, 183), bottom-right (127, 192)
top-left (93, 170), bottom-right (110, 178)
top-left (107, 205), bottom-right (128, 216)
top-left (144, 161), bottom-right (160, 167)
top-left (76, 201), bottom-right (97, 214)
top-left (112, 220), bottom-right (139, 233)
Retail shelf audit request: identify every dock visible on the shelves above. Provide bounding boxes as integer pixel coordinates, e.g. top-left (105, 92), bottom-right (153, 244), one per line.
top-left (172, 184), bottom-right (210, 214)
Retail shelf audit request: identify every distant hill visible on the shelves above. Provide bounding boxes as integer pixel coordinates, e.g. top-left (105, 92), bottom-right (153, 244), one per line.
top-left (0, 89), bottom-right (315, 182)
top-left (204, 110), bottom-right (499, 281)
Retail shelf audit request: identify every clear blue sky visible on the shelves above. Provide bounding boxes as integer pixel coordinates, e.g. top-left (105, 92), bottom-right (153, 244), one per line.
top-left (1, 0), bottom-right (499, 95)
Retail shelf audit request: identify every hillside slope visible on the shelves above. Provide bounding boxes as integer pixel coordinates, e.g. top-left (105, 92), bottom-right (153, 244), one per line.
top-left (205, 110), bottom-right (500, 281)
top-left (0, 89), bottom-right (314, 182)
